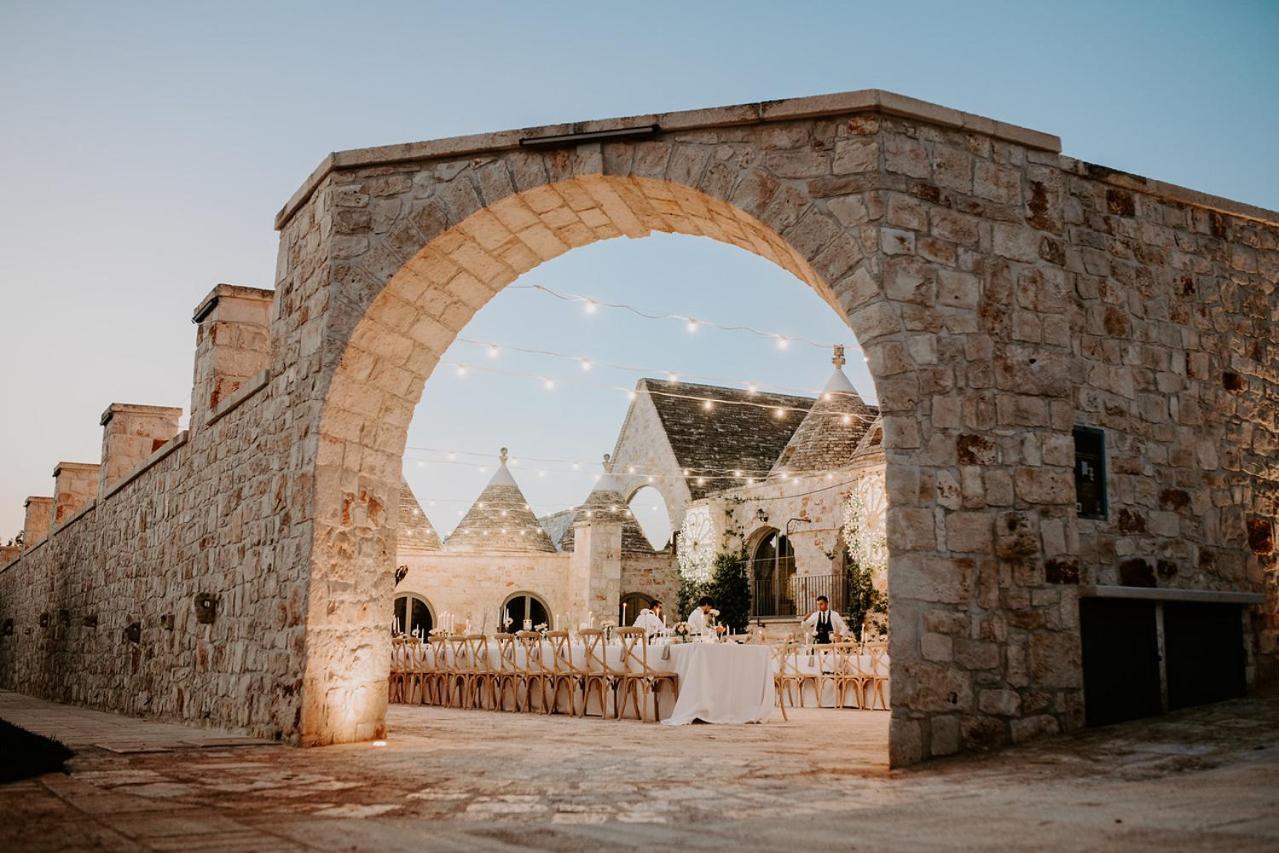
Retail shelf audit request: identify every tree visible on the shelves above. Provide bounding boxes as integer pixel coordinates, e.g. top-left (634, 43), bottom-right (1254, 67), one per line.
top-left (844, 552), bottom-right (886, 640)
top-left (707, 551), bottom-right (751, 633)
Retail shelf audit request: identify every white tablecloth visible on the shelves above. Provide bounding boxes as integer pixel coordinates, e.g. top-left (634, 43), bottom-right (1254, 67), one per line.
top-left (660, 643), bottom-right (776, 726)
top-left (401, 637), bottom-right (776, 724)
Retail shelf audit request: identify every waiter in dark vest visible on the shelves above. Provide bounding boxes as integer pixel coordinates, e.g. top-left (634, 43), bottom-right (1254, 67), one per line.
top-left (802, 595), bottom-right (849, 644)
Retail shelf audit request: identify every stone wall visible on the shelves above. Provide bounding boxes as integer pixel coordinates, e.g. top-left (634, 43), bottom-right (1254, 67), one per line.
top-left (619, 552), bottom-right (680, 614)
top-left (395, 552), bottom-right (572, 631)
top-left (0, 90), bottom-right (1272, 765)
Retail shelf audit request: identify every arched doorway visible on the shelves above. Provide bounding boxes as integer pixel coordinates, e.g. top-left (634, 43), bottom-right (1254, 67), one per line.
top-left (619, 591), bottom-right (652, 626)
top-left (285, 116), bottom-right (924, 757)
top-left (392, 593), bottom-right (434, 637)
top-left (748, 527), bottom-right (796, 619)
top-left (499, 592), bottom-right (551, 632)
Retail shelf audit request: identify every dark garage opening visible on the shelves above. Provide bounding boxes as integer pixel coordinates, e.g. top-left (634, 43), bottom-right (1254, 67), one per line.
top-left (1164, 602), bottom-right (1246, 710)
top-left (1080, 598), bottom-right (1162, 727)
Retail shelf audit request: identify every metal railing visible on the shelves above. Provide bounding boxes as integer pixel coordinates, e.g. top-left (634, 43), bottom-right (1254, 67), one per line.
top-left (750, 571), bottom-right (847, 619)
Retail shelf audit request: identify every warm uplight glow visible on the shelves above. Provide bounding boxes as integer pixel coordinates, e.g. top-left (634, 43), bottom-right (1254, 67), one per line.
top-left (372, 740), bottom-right (388, 748)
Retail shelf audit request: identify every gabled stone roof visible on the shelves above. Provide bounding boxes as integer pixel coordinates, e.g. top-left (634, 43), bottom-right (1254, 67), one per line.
top-left (443, 449), bottom-right (557, 554)
top-left (558, 462), bottom-right (655, 554)
top-left (397, 476), bottom-right (441, 552)
top-left (538, 508), bottom-right (575, 551)
top-left (637, 378), bottom-right (813, 499)
top-left (769, 360), bottom-right (877, 479)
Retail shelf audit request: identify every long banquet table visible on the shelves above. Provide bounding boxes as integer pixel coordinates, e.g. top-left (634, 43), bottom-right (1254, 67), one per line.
top-left (411, 637), bottom-right (776, 724)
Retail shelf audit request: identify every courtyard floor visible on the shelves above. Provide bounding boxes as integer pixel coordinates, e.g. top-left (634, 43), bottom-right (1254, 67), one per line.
top-left (0, 689), bottom-right (1276, 851)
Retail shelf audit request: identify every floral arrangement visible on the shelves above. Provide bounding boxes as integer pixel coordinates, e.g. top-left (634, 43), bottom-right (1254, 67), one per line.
top-left (672, 621), bottom-right (691, 641)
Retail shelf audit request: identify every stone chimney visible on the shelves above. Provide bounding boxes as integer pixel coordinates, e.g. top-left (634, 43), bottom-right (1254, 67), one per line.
top-left (22, 496), bottom-right (53, 545)
top-left (99, 403), bottom-right (183, 494)
top-left (52, 462), bottom-right (100, 527)
top-left (190, 284), bottom-right (273, 430)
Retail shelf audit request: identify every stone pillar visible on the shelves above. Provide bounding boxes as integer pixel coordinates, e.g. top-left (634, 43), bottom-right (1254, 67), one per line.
top-left (51, 462), bottom-right (100, 527)
top-left (22, 496), bottom-right (52, 545)
top-left (568, 521), bottom-right (623, 625)
top-left (190, 284), bottom-right (273, 430)
top-left (99, 404), bottom-right (183, 494)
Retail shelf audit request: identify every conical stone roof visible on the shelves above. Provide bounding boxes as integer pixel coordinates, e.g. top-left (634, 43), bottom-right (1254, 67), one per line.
top-left (769, 347), bottom-right (877, 479)
top-left (397, 476), bottom-right (441, 552)
top-left (443, 449), bottom-right (557, 554)
top-left (559, 455), bottom-right (655, 554)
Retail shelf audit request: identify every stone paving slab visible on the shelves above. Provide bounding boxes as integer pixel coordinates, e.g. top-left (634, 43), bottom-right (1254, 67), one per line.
top-left (0, 690), bottom-right (1276, 850)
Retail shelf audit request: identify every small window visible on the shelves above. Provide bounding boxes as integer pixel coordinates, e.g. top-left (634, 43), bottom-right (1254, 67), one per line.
top-left (1074, 426), bottom-right (1107, 519)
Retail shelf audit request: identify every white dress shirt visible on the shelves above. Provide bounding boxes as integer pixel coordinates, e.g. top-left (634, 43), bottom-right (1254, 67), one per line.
top-left (686, 607), bottom-right (710, 632)
top-left (802, 608), bottom-right (849, 636)
top-left (633, 609), bottom-right (665, 635)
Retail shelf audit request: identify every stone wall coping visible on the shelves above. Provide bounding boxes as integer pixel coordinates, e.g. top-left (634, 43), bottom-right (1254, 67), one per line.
top-left (205, 370), bottom-right (270, 427)
top-left (101, 430), bottom-right (189, 501)
top-left (1079, 584), bottom-right (1264, 605)
top-left (99, 402), bottom-right (184, 426)
top-left (52, 461), bottom-right (100, 477)
top-left (1063, 159), bottom-right (1279, 227)
top-left (50, 499), bottom-right (95, 539)
top-left (23, 496), bottom-right (52, 509)
top-left (192, 283), bottom-right (276, 324)
top-left (275, 89), bottom-right (1063, 229)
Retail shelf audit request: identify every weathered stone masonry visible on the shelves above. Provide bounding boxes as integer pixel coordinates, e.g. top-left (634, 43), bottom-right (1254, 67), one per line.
top-left (1, 90), bottom-right (1275, 766)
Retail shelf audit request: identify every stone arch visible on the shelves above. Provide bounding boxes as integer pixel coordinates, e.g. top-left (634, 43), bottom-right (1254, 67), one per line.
top-left (299, 164), bottom-right (907, 748)
top-left (624, 484), bottom-right (674, 550)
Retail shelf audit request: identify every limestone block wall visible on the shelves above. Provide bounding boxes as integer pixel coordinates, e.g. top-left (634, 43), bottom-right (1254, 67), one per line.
top-left (395, 553), bottom-right (571, 630)
top-left (609, 391), bottom-right (692, 531)
top-left (869, 113), bottom-right (1278, 761)
top-left (619, 553), bottom-right (679, 612)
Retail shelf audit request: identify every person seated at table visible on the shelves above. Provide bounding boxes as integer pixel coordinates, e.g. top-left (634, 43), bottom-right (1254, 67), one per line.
top-left (633, 601), bottom-right (665, 635)
top-left (802, 596), bottom-right (848, 644)
top-left (686, 596), bottom-right (726, 634)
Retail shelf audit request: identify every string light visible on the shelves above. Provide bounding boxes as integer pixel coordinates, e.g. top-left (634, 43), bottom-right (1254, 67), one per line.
top-left (487, 344), bottom-right (500, 359)
top-left (542, 377), bottom-right (556, 390)
top-left (454, 336), bottom-right (855, 398)
top-left (686, 318), bottom-right (699, 333)
top-left (511, 283), bottom-right (841, 350)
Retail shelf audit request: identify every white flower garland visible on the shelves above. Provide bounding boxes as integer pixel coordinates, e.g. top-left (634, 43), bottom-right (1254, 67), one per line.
top-left (841, 473), bottom-right (888, 576)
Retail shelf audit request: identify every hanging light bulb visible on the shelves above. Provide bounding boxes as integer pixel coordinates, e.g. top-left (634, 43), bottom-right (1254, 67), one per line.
top-left (775, 335), bottom-right (790, 350)
top-left (646, 475), bottom-right (655, 483)
top-left (773, 407), bottom-right (785, 419)
top-left (746, 383), bottom-right (758, 395)
top-left (571, 462), bottom-right (581, 471)
top-left (696, 476), bottom-right (707, 486)
top-left (456, 364), bottom-right (468, 377)
top-left (579, 359), bottom-right (592, 371)
top-left (702, 399), bottom-right (714, 411)
top-left (538, 470), bottom-right (547, 478)
top-left (627, 465), bottom-right (636, 473)
top-left (487, 344), bottom-right (500, 359)
top-left (733, 470), bottom-right (743, 478)
top-left (627, 390), bottom-right (637, 401)
top-left (542, 377), bottom-right (556, 390)
top-left (583, 299), bottom-right (598, 314)
top-left (841, 414), bottom-right (852, 426)
top-left (447, 452), bottom-right (457, 461)
top-left (686, 318), bottom-right (699, 333)
top-left (667, 372), bottom-right (679, 384)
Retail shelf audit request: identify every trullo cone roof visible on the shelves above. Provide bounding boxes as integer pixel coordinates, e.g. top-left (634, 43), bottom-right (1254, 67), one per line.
top-left (558, 455), bottom-right (655, 554)
top-left (397, 476), bottom-right (441, 552)
top-left (769, 347), bottom-right (876, 479)
top-left (443, 449), bottom-right (557, 554)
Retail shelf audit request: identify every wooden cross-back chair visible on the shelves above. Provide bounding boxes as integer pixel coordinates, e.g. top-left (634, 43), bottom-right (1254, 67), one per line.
top-left (546, 630), bottom-right (585, 716)
top-left (578, 628), bottom-right (616, 718)
top-left (614, 627), bottom-right (678, 722)
top-left (492, 632), bottom-right (523, 712)
top-left (515, 630), bottom-right (554, 714)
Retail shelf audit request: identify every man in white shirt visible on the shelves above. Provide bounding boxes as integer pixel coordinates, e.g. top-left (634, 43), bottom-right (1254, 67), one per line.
top-left (686, 596), bottom-right (725, 634)
top-left (632, 601), bottom-right (666, 635)
top-left (802, 596), bottom-right (848, 644)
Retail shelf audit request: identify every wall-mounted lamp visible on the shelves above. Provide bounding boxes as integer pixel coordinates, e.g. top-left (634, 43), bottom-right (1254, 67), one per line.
top-left (755, 508), bottom-right (769, 524)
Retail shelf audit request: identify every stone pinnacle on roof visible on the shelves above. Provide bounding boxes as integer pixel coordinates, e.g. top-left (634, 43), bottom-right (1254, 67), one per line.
top-left (397, 476), bottom-right (441, 552)
top-left (443, 447), bottom-right (557, 554)
top-left (769, 346), bottom-right (877, 479)
top-left (559, 453), bottom-right (655, 554)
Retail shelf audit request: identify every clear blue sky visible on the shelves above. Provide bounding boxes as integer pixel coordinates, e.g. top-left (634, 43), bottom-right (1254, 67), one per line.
top-left (1, 1), bottom-right (1276, 544)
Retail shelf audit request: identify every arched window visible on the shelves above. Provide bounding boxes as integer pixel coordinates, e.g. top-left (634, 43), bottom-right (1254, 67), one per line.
top-left (392, 593), bottom-right (434, 637)
top-left (627, 485), bottom-right (673, 550)
top-left (500, 592), bottom-right (551, 632)
top-left (620, 592), bottom-right (652, 626)
top-left (748, 528), bottom-right (796, 618)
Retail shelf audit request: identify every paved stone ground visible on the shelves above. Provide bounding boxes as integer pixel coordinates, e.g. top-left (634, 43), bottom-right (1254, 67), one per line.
top-left (1, 689), bottom-right (1276, 851)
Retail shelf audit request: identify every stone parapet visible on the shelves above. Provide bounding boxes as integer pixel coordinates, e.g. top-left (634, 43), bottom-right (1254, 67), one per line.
top-left (99, 404), bottom-right (183, 494)
top-left (51, 463), bottom-right (99, 528)
top-left (189, 284), bottom-right (273, 430)
top-left (21, 496), bottom-right (53, 547)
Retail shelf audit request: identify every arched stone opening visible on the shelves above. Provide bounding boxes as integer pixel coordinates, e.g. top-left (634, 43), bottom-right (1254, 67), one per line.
top-left (625, 485), bottom-right (673, 551)
top-left (300, 167), bottom-right (903, 750)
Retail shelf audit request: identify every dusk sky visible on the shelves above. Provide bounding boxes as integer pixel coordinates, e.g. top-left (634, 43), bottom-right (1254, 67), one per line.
top-left (2, 1), bottom-right (1276, 544)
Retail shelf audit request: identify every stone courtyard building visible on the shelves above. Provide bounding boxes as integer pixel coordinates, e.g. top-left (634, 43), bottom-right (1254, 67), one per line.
top-left (0, 90), bottom-right (1274, 766)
